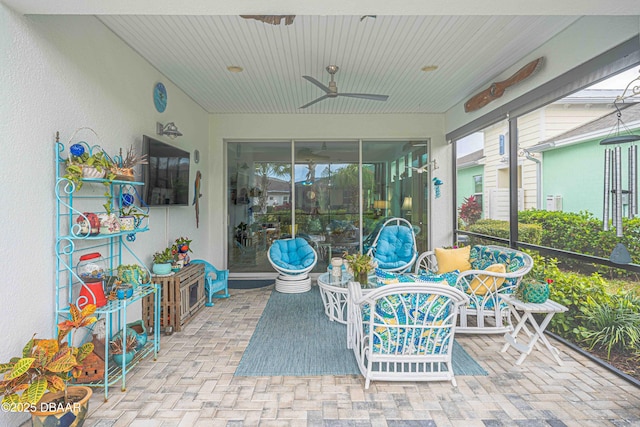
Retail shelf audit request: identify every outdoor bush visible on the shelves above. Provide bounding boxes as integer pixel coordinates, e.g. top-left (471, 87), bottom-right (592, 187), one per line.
top-left (579, 294), bottom-right (640, 359)
top-left (525, 252), bottom-right (612, 340)
top-left (459, 195), bottom-right (482, 226)
top-left (467, 219), bottom-right (542, 245)
top-left (519, 210), bottom-right (640, 277)
top-left (519, 210), bottom-right (601, 255)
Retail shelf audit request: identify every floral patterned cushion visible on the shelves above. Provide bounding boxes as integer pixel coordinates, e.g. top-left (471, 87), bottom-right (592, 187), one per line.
top-left (374, 268), bottom-right (416, 286)
top-left (361, 293), bottom-right (453, 355)
top-left (469, 245), bottom-right (526, 290)
top-left (415, 270), bottom-right (459, 287)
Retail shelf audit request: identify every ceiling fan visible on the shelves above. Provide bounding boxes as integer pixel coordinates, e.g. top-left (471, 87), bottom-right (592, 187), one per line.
top-left (299, 65), bottom-right (389, 109)
top-left (297, 147), bottom-right (329, 161)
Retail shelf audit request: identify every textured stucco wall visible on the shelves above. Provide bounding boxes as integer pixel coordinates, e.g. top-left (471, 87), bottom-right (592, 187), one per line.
top-left (0, 8), bottom-right (208, 423)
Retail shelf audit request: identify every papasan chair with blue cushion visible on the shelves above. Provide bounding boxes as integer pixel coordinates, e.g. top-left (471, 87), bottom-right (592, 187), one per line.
top-left (366, 217), bottom-right (418, 273)
top-left (268, 237), bottom-right (318, 293)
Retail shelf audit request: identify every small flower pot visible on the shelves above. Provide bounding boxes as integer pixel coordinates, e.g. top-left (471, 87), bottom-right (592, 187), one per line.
top-left (119, 216), bottom-right (135, 231)
top-left (152, 262), bottom-right (172, 275)
top-left (127, 320), bottom-right (148, 350)
top-left (116, 284), bottom-right (134, 300)
top-left (112, 351), bottom-right (135, 366)
top-left (521, 282), bottom-right (550, 304)
top-left (82, 166), bottom-right (106, 179)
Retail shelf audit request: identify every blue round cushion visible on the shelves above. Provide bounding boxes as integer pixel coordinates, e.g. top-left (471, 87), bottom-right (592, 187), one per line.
top-left (374, 226), bottom-right (415, 269)
top-left (271, 238), bottom-right (315, 271)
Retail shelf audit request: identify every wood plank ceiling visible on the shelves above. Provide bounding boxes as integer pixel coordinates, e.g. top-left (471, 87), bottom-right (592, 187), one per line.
top-left (98, 15), bottom-right (579, 114)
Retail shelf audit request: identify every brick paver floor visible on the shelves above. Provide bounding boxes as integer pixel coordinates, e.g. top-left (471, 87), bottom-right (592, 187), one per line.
top-left (80, 285), bottom-right (640, 426)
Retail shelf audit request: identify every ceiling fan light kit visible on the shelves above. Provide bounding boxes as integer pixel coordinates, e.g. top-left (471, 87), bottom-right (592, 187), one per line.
top-left (300, 65), bottom-right (390, 109)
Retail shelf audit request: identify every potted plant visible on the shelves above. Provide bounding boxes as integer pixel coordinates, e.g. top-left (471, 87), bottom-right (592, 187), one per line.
top-left (109, 334), bottom-right (138, 366)
top-left (111, 145), bottom-right (148, 181)
top-left (118, 205), bottom-right (148, 231)
top-left (517, 260), bottom-right (553, 304)
top-left (63, 148), bottom-right (116, 190)
top-left (152, 248), bottom-right (174, 275)
top-left (0, 304), bottom-right (97, 426)
top-left (343, 251), bottom-right (377, 285)
top-left (116, 264), bottom-right (149, 289)
top-left (64, 147), bottom-right (118, 231)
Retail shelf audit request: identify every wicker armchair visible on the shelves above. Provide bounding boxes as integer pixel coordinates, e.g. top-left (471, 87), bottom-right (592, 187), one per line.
top-left (414, 245), bottom-right (533, 334)
top-left (347, 281), bottom-right (468, 389)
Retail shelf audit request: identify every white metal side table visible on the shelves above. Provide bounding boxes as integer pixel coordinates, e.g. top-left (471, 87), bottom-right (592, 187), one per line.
top-left (500, 294), bottom-right (568, 366)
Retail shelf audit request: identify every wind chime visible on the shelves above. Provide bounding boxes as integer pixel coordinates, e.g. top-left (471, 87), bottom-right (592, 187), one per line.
top-left (601, 108), bottom-right (639, 238)
top-left (600, 83), bottom-right (640, 264)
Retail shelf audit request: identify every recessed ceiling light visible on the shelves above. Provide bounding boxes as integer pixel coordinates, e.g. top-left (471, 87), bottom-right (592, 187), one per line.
top-left (227, 65), bottom-right (244, 73)
top-left (421, 65), bottom-right (438, 73)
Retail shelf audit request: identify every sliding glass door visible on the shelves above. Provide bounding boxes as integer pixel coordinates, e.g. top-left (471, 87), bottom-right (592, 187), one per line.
top-left (227, 141), bottom-right (292, 272)
top-left (227, 139), bottom-right (430, 274)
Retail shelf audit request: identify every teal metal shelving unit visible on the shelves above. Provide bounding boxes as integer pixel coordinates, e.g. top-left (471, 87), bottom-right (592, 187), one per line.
top-left (54, 129), bottom-right (160, 401)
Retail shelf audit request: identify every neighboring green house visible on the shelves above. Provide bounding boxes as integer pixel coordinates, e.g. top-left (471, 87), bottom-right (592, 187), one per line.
top-left (455, 87), bottom-right (640, 222)
top-left (456, 149), bottom-right (485, 216)
top-left (530, 102), bottom-right (640, 219)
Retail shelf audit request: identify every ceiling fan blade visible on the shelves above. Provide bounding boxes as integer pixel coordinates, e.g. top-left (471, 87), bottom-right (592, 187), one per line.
top-left (299, 94), bottom-right (330, 109)
top-left (339, 93), bottom-right (389, 101)
top-left (302, 76), bottom-right (330, 93)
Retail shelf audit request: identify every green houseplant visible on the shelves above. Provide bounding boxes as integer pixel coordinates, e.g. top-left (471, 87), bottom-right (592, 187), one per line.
top-left (64, 150), bottom-right (116, 190)
top-left (343, 251), bottom-right (377, 285)
top-left (152, 248), bottom-right (174, 275)
top-left (64, 149), bottom-right (118, 220)
top-left (0, 304), bottom-right (97, 425)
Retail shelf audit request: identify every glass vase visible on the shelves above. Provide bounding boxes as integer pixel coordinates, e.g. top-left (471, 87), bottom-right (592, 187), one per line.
top-left (357, 271), bottom-right (369, 286)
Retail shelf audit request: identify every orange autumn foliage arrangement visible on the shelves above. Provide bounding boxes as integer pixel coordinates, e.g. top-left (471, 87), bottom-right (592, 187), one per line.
top-left (0, 304), bottom-right (97, 406)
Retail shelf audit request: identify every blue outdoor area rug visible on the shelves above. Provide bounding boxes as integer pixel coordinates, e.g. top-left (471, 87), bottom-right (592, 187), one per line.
top-left (235, 286), bottom-right (487, 377)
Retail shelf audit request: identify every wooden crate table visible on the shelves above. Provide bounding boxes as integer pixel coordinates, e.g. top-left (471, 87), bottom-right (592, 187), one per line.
top-left (143, 263), bottom-right (205, 333)
top-left (500, 294), bottom-right (568, 366)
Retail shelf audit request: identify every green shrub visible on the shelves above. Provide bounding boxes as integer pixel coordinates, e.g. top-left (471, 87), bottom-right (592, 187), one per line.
top-left (579, 294), bottom-right (640, 359)
top-left (524, 252), bottom-right (612, 340)
top-left (519, 210), bottom-right (640, 276)
top-left (466, 219), bottom-right (542, 246)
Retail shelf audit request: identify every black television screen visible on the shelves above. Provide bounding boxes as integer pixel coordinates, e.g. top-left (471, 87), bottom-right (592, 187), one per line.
top-left (142, 135), bottom-right (190, 206)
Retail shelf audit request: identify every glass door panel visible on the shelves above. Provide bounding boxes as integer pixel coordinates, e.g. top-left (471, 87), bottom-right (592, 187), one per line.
top-left (294, 141), bottom-right (359, 271)
top-left (227, 141), bottom-right (292, 272)
top-left (362, 140), bottom-right (429, 254)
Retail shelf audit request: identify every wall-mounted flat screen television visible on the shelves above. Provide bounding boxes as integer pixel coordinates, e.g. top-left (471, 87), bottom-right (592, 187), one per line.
top-left (142, 135), bottom-right (190, 206)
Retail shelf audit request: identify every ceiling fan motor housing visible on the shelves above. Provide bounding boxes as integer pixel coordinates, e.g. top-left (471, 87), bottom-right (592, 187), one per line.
top-left (328, 81), bottom-right (338, 95)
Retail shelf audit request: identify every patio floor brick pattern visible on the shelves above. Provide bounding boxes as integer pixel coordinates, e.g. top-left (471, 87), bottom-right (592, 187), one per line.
top-left (74, 285), bottom-right (640, 426)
